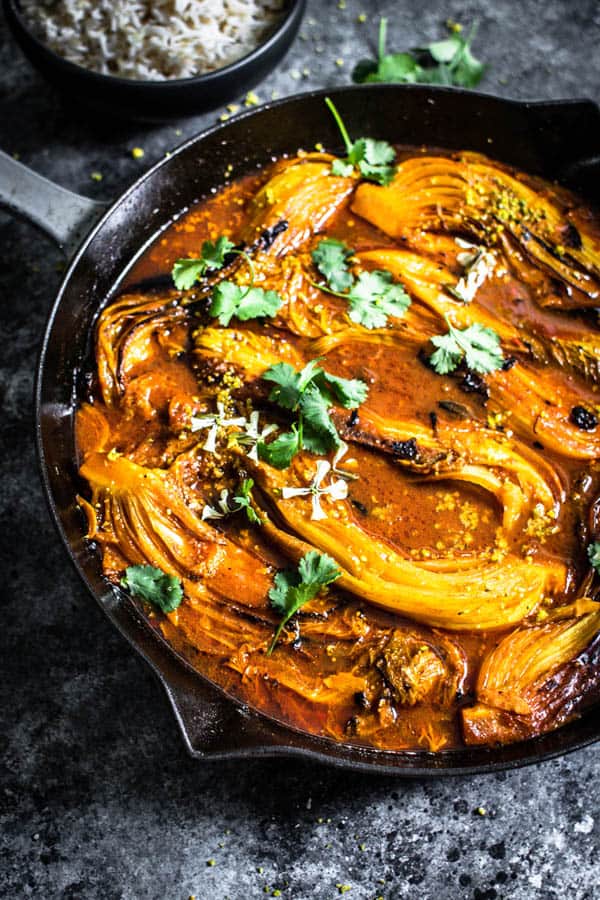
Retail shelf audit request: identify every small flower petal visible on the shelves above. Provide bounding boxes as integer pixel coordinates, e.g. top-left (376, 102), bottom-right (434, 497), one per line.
top-left (311, 492), bottom-right (327, 520)
top-left (203, 424), bottom-right (219, 454)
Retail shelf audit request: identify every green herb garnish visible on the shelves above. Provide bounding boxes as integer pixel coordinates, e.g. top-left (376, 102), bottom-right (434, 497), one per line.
top-left (310, 238), bottom-right (411, 329)
top-left (259, 424), bottom-right (303, 470)
top-left (268, 551), bottom-right (341, 653)
top-left (353, 18), bottom-right (486, 89)
top-left (210, 281), bottom-right (282, 327)
top-left (121, 564), bottom-right (183, 613)
top-left (172, 234), bottom-right (283, 326)
top-left (233, 478), bottom-right (262, 525)
top-left (346, 270), bottom-right (411, 328)
top-left (588, 542), bottom-right (600, 572)
top-left (429, 318), bottom-right (504, 375)
top-left (311, 239), bottom-right (354, 292)
top-left (172, 236), bottom-right (235, 289)
top-left (202, 478), bottom-right (262, 525)
top-left (258, 359), bottom-right (367, 468)
top-left (325, 97), bottom-right (397, 186)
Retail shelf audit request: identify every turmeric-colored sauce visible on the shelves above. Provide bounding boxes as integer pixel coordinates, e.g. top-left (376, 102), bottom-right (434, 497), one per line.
top-left (76, 148), bottom-right (600, 752)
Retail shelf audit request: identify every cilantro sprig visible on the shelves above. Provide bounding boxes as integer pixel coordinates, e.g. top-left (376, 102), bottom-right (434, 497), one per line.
top-left (172, 234), bottom-right (283, 326)
top-left (310, 238), bottom-right (411, 329)
top-left (429, 317), bottom-right (504, 375)
top-left (121, 564), bottom-right (183, 613)
top-left (312, 239), bottom-right (354, 292)
top-left (172, 236), bottom-right (235, 289)
top-left (258, 358), bottom-right (368, 468)
top-left (210, 280), bottom-right (282, 326)
top-left (353, 18), bottom-right (486, 89)
top-left (268, 551), bottom-right (341, 653)
top-left (202, 478), bottom-right (262, 525)
top-left (233, 478), bottom-right (262, 525)
top-left (325, 97), bottom-right (397, 186)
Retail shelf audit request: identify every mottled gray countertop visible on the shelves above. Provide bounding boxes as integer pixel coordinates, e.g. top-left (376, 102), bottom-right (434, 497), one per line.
top-left (1, 1), bottom-right (600, 898)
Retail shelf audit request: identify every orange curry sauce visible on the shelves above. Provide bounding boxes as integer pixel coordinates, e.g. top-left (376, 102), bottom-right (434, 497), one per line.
top-left (76, 148), bottom-right (600, 752)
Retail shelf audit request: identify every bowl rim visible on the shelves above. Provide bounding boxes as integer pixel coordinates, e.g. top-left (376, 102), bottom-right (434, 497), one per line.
top-left (5, 0), bottom-right (305, 89)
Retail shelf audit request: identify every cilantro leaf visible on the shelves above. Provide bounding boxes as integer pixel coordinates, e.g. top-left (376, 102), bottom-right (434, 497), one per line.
top-left (121, 564), bottom-right (183, 613)
top-left (368, 51), bottom-right (421, 83)
top-left (300, 423), bottom-right (338, 455)
top-left (268, 569), bottom-right (298, 615)
top-left (210, 281), bottom-right (282, 326)
top-left (588, 542), bottom-right (600, 572)
top-left (298, 551), bottom-right (341, 586)
top-left (426, 28), bottom-right (485, 88)
top-left (172, 236), bottom-right (235, 290)
top-left (258, 426), bottom-right (301, 469)
top-left (313, 371), bottom-right (369, 408)
top-left (235, 287), bottom-right (282, 321)
top-left (331, 159), bottom-right (354, 178)
top-left (263, 359), bottom-right (325, 410)
top-left (312, 239), bottom-right (354, 292)
top-left (347, 270), bottom-right (411, 329)
top-left (428, 333), bottom-right (461, 374)
top-left (172, 258), bottom-right (206, 291)
top-left (310, 243), bottom-right (412, 329)
top-left (325, 97), bottom-right (397, 186)
top-left (199, 235), bottom-right (236, 271)
top-left (268, 551), bottom-right (341, 652)
top-left (299, 385), bottom-right (340, 449)
top-left (430, 320), bottom-right (504, 375)
top-left (352, 18), bottom-right (486, 90)
top-left (232, 478), bottom-right (262, 525)
top-left (263, 362), bottom-right (305, 409)
top-left (353, 138), bottom-right (397, 185)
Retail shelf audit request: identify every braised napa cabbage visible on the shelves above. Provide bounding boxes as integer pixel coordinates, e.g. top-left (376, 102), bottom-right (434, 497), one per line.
top-left (76, 141), bottom-right (600, 753)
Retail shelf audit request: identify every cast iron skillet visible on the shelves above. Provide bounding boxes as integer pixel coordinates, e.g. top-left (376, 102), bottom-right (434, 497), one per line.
top-left (2, 86), bottom-right (600, 775)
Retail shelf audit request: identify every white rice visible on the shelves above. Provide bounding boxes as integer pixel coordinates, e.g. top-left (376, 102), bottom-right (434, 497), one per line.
top-left (20, 0), bottom-right (285, 80)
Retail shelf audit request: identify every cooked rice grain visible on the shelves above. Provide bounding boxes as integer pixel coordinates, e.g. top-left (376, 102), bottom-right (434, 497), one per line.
top-left (21, 0), bottom-right (285, 80)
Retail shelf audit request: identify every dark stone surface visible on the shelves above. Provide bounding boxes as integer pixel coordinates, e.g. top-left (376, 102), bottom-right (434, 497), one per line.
top-left (1, 1), bottom-right (599, 898)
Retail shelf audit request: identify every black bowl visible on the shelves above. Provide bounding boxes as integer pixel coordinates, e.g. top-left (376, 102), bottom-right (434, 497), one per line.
top-left (3, 0), bottom-right (306, 121)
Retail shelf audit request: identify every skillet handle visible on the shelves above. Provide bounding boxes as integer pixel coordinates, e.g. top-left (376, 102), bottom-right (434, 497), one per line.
top-left (159, 668), bottom-right (303, 761)
top-left (0, 148), bottom-right (107, 256)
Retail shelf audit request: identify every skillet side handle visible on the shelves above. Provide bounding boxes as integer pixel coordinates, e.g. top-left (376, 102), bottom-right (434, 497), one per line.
top-left (160, 668), bottom-right (297, 760)
top-left (0, 148), bottom-right (107, 256)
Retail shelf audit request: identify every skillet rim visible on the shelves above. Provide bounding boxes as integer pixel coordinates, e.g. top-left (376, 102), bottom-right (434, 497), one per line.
top-left (34, 83), bottom-right (600, 775)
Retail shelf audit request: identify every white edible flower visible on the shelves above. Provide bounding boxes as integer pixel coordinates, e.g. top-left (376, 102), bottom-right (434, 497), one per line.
top-left (190, 401), bottom-right (246, 453)
top-left (282, 460), bottom-right (348, 521)
top-left (201, 489), bottom-right (232, 520)
top-left (236, 410), bottom-right (278, 461)
top-left (449, 238), bottom-right (497, 303)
